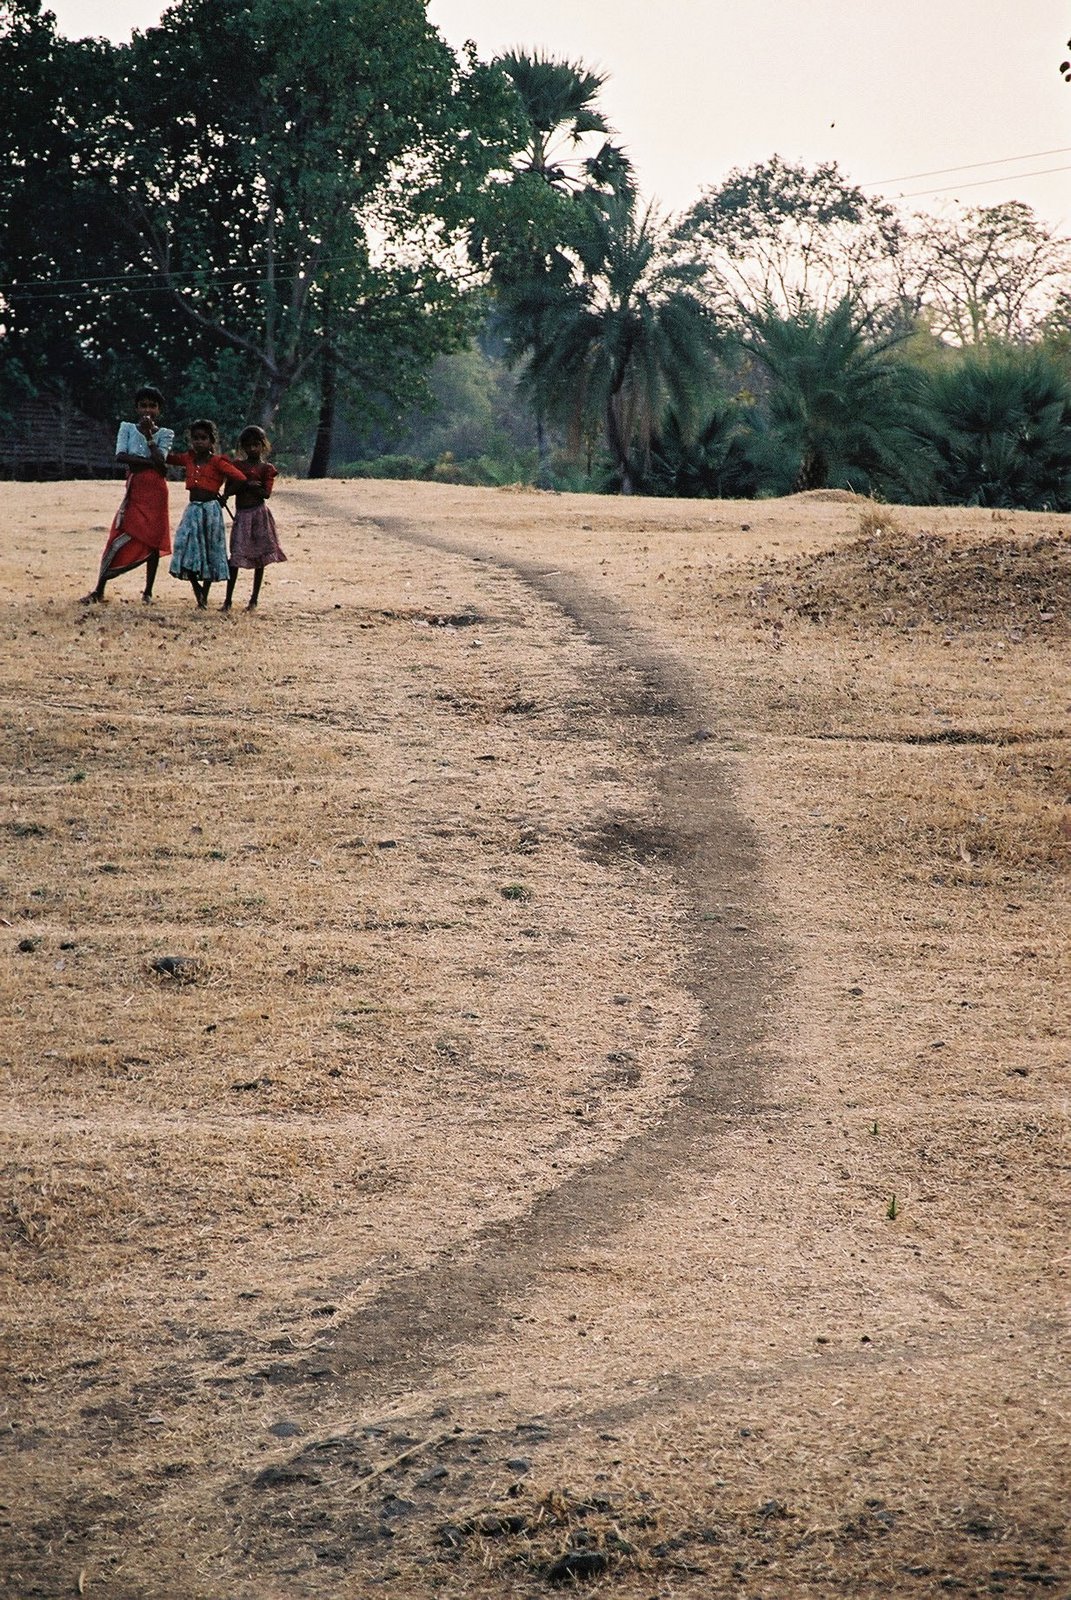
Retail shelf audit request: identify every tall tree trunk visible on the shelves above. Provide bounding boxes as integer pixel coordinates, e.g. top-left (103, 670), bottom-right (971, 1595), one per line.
top-left (793, 445), bottom-right (828, 492)
top-left (307, 343), bottom-right (337, 479)
top-left (606, 393), bottom-right (634, 494)
top-left (257, 371), bottom-right (288, 431)
top-left (534, 410), bottom-right (552, 488)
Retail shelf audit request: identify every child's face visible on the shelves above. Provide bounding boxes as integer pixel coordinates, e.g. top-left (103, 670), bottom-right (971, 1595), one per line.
top-left (190, 429), bottom-right (213, 455)
top-left (137, 399), bottom-right (161, 425)
top-left (244, 437), bottom-right (264, 460)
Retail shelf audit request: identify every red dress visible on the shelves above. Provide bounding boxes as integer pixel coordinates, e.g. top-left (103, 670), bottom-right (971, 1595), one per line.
top-left (100, 432), bottom-right (172, 577)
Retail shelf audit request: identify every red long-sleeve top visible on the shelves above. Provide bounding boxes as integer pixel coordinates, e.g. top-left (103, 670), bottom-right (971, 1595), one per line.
top-left (166, 451), bottom-right (249, 495)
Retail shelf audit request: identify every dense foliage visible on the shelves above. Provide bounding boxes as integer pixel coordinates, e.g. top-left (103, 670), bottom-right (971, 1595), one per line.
top-left (2, 2), bottom-right (1071, 504)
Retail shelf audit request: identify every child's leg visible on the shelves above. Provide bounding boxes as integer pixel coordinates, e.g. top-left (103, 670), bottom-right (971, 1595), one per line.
top-left (201, 581), bottom-right (213, 609)
top-left (222, 565), bottom-right (238, 610)
top-left (189, 578), bottom-right (205, 607)
top-left (248, 566), bottom-right (264, 609)
top-left (142, 551), bottom-right (159, 601)
top-left (81, 545), bottom-right (118, 602)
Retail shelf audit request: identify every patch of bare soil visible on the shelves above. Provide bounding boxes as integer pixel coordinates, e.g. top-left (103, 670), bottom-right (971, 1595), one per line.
top-left (747, 513), bottom-right (1071, 636)
top-left (1, 480), bottom-right (1067, 1599)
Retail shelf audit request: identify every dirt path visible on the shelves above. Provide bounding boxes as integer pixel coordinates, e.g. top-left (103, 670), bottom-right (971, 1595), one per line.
top-left (2, 481), bottom-right (1067, 1599)
top-left (268, 505), bottom-right (782, 1399)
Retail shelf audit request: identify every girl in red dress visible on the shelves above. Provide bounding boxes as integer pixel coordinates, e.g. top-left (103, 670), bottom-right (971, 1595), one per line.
top-left (222, 426), bottom-right (286, 611)
top-left (81, 387), bottom-right (174, 604)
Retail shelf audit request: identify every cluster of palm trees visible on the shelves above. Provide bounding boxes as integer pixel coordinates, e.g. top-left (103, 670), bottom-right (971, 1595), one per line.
top-left (476, 54), bottom-right (1071, 508)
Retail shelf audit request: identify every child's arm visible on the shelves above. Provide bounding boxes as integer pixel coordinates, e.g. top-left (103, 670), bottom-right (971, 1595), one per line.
top-left (218, 457), bottom-right (254, 490)
top-left (237, 465), bottom-right (276, 503)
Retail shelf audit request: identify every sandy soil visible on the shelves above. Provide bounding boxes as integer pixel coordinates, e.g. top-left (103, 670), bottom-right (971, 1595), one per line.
top-left (1, 478), bottom-right (1068, 1598)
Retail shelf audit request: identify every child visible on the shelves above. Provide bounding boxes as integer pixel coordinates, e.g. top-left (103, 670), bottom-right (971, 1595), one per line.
top-left (82, 387), bottom-right (174, 604)
top-left (166, 420), bottom-right (248, 608)
top-left (222, 426), bottom-right (286, 611)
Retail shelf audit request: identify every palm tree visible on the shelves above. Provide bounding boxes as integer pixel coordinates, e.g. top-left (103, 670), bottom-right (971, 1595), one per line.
top-left (520, 198), bottom-right (716, 493)
top-left (918, 345), bottom-right (1071, 510)
top-left (495, 50), bottom-right (627, 194)
top-left (475, 51), bottom-right (633, 481)
top-left (745, 299), bottom-right (913, 494)
top-left (641, 398), bottom-right (759, 499)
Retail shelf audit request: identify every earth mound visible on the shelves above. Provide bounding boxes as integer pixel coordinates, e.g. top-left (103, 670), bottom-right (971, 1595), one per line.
top-left (758, 521), bottom-right (1071, 635)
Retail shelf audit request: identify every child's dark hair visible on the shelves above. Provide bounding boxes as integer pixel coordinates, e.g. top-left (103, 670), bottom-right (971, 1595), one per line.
top-left (189, 418), bottom-right (219, 446)
top-left (135, 385), bottom-right (164, 407)
top-left (238, 425), bottom-right (271, 454)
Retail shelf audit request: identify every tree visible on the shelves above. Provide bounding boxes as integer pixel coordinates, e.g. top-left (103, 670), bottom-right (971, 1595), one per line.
top-left (743, 298), bottom-right (915, 495)
top-left (98, 0), bottom-right (517, 457)
top-left (492, 50), bottom-right (626, 193)
top-left (0, 1), bottom-right (137, 416)
top-left (520, 198), bottom-right (717, 494)
top-left (909, 202), bottom-right (1071, 346)
top-left (673, 156), bottom-right (915, 331)
top-left (916, 345), bottom-right (1071, 510)
top-left (472, 50), bottom-right (633, 480)
top-left (638, 398), bottom-right (759, 499)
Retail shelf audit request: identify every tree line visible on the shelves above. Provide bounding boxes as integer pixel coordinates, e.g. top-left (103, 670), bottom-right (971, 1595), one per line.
top-left (3, 0), bottom-right (1071, 507)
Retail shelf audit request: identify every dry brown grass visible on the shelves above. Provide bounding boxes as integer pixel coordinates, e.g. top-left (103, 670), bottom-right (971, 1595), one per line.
top-left (1, 479), bottom-right (1067, 1599)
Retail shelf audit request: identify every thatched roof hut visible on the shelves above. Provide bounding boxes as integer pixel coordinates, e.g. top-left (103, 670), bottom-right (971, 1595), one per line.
top-left (0, 394), bottom-right (118, 479)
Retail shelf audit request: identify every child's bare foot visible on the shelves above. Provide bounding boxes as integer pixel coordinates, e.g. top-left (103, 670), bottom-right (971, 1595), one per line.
top-left (79, 590), bottom-right (103, 605)
top-left (246, 601), bottom-right (258, 611)
top-left (141, 591), bottom-right (154, 604)
top-left (220, 600), bottom-right (232, 612)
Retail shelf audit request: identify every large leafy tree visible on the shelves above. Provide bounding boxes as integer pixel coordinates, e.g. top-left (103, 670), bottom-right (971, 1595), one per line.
top-left (674, 157), bottom-right (915, 332)
top-left (94, 0), bottom-right (516, 454)
top-left (916, 345), bottom-right (1071, 510)
top-left (520, 198), bottom-right (717, 494)
top-left (0, 1), bottom-right (141, 414)
top-left (0, 0), bottom-right (518, 464)
top-left (908, 202), bottom-right (1070, 347)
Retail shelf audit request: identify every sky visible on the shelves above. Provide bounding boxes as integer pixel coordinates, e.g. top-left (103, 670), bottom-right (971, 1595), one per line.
top-left (47, 0), bottom-right (1071, 227)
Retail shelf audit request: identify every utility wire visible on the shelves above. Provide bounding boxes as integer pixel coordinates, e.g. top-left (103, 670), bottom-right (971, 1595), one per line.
top-left (864, 145), bottom-right (1071, 188)
top-left (896, 162), bottom-right (1071, 200)
top-left (0, 256), bottom-right (349, 294)
top-left (0, 276), bottom-right (307, 304)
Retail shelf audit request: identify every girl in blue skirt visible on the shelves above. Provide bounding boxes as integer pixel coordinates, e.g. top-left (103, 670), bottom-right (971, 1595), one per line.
top-left (167, 420), bottom-right (247, 608)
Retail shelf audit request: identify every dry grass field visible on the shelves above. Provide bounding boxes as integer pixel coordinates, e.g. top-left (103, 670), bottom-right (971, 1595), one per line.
top-left (1, 477), bottom-right (1068, 1599)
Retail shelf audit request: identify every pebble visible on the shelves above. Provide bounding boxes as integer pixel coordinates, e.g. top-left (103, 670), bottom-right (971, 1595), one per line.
top-left (547, 1550), bottom-right (608, 1585)
top-left (150, 954), bottom-right (200, 982)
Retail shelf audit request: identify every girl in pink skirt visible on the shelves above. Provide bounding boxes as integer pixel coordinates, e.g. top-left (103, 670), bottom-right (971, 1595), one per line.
top-left (222, 426), bottom-right (286, 610)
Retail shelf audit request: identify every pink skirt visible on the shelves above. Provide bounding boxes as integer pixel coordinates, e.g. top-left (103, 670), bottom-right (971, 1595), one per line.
top-left (229, 504), bottom-right (286, 569)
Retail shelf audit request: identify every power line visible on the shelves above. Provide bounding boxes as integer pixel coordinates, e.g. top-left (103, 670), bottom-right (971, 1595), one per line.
top-left (0, 276), bottom-right (307, 304)
top-left (864, 145), bottom-right (1071, 188)
top-left (896, 162), bottom-right (1071, 201)
top-left (0, 256), bottom-right (349, 295)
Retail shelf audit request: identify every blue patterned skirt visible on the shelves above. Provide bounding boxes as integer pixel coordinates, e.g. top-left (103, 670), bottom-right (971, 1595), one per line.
top-left (169, 500), bottom-right (230, 582)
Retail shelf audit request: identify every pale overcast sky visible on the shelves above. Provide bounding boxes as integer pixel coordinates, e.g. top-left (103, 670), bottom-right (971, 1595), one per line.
top-left (49, 0), bottom-right (1071, 226)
